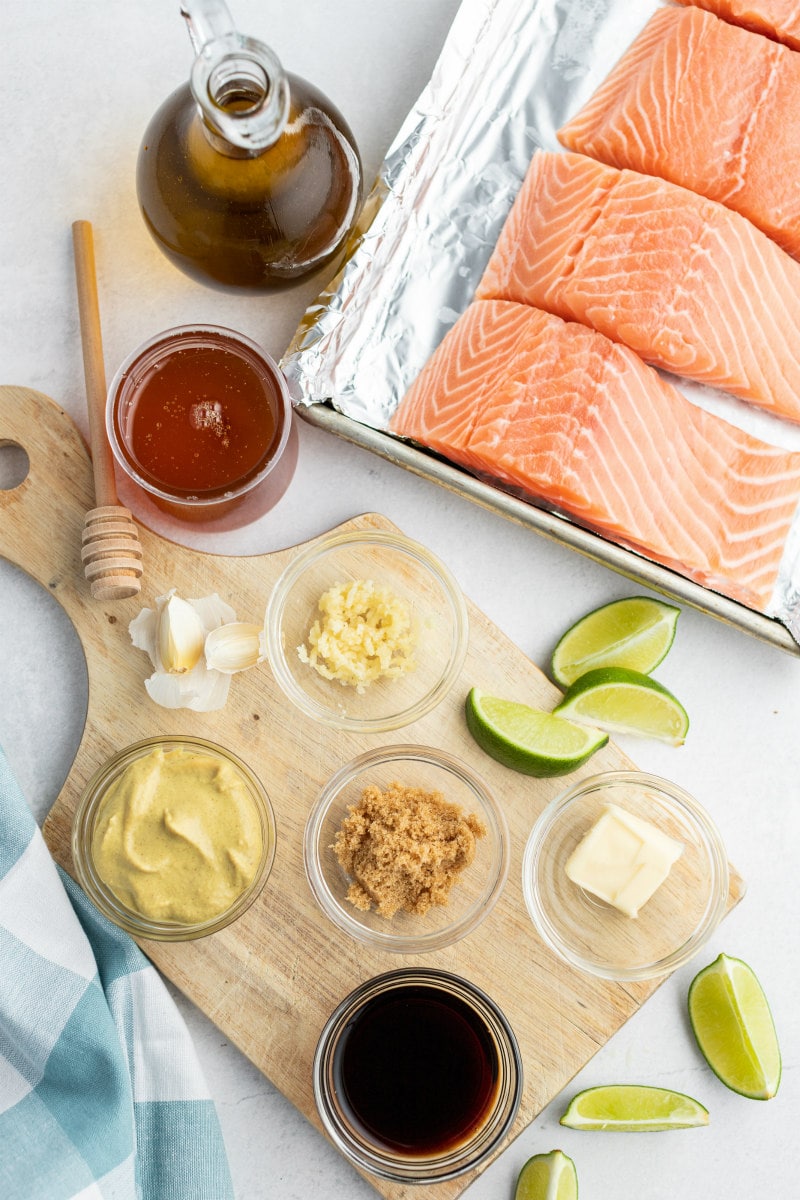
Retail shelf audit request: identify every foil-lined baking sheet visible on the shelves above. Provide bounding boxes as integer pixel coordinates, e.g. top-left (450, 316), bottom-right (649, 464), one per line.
top-left (282, 0), bottom-right (800, 655)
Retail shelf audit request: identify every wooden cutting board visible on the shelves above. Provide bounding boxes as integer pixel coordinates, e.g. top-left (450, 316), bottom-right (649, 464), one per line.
top-left (0, 385), bottom-right (743, 1200)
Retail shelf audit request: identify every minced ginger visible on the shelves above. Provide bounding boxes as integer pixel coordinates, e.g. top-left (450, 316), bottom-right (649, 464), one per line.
top-left (333, 782), bottom-right (487, 918)
top-left (297, 578), bottom-right (416, 693)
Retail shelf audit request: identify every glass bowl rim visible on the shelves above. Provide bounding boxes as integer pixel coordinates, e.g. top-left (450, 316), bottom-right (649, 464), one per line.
top-left (264, 527), bottom-right (470, 732)
top-left (312, 965), bottom-right (523, 1182)
top-left (303, 743), bottom-right (510, 953)
top-left (71, 734), bottom-right (277, 941)
top-left (521, 769), bottom-right (730, 981)
top-left (105, 323), bottom-right (292, 507)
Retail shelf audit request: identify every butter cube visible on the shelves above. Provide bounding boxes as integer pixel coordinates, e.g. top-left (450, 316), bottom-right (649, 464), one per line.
top-left (565, 803), bottom-right (683, 918)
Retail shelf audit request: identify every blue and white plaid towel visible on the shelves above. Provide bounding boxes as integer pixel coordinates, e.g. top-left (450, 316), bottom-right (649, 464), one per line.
top-left (0, 748), bottom-right (235, 1200)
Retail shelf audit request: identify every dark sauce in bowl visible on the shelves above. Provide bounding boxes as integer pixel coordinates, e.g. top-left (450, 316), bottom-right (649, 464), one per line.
top-left (334, 984), bottom-right (499, 1156)
top-left (314, 968), bottom-right (522, 1184)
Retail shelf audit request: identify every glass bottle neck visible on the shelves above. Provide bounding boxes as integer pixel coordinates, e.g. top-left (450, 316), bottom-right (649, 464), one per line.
top-left (181, 1), bottom-right (290, 157)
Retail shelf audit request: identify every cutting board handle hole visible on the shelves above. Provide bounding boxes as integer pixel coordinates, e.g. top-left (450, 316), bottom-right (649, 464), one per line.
top-left (0, 441), bottom-right (30, 491)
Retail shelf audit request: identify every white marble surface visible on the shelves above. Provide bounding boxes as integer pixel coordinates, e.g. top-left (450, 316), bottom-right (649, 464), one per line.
top-left (1, 2), bottom-right (798, 1198)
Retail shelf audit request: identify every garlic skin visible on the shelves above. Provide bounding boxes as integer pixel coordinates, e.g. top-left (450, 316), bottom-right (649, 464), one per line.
top-left (156, 593), bottom-right (206, 674)
top-left (143, 664), bottom-right (231, 712)
top-left (204, 623), bottom-right (267, 675)
top-left (129, 590), bottom-right (237, 711)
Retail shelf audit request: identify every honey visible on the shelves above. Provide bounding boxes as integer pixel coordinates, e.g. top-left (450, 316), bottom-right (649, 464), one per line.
top-left (107, 326), bottom-right (295, 521)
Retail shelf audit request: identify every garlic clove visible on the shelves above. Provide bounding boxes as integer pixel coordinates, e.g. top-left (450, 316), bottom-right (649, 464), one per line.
top-left (205, 622), bottom-right (266, 674)
top-left (130, 589), bottom-right (248, 711)
top-left (157, 593), bottom-right (206, 674)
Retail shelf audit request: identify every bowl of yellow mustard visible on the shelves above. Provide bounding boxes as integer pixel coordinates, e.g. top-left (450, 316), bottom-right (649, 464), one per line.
top-left (72, 736), bottom-right (276, 940)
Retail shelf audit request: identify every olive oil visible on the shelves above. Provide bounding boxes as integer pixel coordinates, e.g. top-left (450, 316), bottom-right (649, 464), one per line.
top-left (137, 77), bottom-right (361, 290)
top-left (137, 3), bottom-right (362, 290)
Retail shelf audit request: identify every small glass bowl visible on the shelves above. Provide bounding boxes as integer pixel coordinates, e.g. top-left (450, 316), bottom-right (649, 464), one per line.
top-left (265, 528), bottom-right (469, 732)
top-left (313, 968), bottom-right (522, 1183)
top-left (522, 771), bottom-right (729, 981)
top-left (106, 324), bottom-right (297, 526)
top-left (72, 736), bottom-right (276, 941)
top-left (304, 745), bottom-right (509, 954)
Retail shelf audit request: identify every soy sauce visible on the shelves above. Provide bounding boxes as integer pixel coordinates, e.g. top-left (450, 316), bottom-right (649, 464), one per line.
top-left (333, 984), bottom-right (500, 1156)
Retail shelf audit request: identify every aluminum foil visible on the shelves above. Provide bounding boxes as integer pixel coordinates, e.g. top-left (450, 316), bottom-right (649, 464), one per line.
top-left (282, 0), bottom-right (800, 648)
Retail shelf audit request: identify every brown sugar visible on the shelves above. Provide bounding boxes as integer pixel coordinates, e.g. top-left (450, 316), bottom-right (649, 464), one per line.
top-left (333, 781), bottom-right (487, 918)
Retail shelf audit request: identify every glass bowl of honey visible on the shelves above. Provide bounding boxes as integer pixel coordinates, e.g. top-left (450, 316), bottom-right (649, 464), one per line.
top-left (106, 325), bottom-right (297, 526)
top-left (313, 968), bottom-right (522, 1183)
top-left (304, 745), bottom-right (510, 954)
top-left (71, 735), bottom-right (277, 941)
top-left (522, 771), bottom-right (730, 981)
top-left (265, 527), bottom-right (469, 732)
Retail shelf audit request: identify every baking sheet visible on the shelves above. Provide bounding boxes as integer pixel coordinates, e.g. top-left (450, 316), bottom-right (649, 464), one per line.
top-left (282, 0), bottom-right (800, 655)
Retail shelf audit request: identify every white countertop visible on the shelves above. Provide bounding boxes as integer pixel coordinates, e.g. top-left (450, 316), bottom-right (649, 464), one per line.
top-left (1, 2), bottom-right (798, 1198)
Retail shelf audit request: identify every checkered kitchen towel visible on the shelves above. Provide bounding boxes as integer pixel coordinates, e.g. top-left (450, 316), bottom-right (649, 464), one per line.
top-left (0, 747), bottom-right (235, 1200)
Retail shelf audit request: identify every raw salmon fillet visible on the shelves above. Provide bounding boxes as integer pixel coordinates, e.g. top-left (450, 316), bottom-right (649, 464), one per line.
top-left (476, 150), bottom-right (800, 423)
top-left (390, 300), bottom-right (800, 610)
top-left (558, 5), bottom-right (800, 260)
top-left (675, 0), bottom-right (800, 51)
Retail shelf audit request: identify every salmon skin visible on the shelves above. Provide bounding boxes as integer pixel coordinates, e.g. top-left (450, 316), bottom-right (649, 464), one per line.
top-left (558, 5), bottom-right (800, 261)
top-left (477, 150), bottom-right (800, 424)
top-left (389, 299), bottom-right (800, 611)
top-left (675, 0), bottom-right (800, 51)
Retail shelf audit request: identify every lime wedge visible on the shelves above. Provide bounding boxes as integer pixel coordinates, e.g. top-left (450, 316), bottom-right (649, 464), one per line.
top-left (465, 688), bottom-right (608, 776)
top-left (560, 1085), bottom-right (709, 1131)
top-left (551, 596), bottom-right (680, 687)
top-left (553, 667), bottom-right (689, 745)
top-left (688, 953), bottom-right (781, 1099)
top-left (515, 1149), bottom-right (578, 1200)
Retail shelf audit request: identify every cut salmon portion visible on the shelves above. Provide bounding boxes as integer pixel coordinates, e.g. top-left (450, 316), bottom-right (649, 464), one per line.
top-left (675, 0), bottom-right (800, 52)
top-left (558, 5), bottom-right (800, 260)
top-left (476, 150), bottom-right (800, 424)
top-left (390, 300), bottom-right (800, 610)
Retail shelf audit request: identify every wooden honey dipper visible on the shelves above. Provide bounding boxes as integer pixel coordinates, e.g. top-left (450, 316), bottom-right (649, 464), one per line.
top-left (72, 220), bottom-right (143, 600)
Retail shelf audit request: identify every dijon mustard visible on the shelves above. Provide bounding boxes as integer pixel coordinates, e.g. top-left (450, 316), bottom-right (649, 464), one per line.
top-left (90, 746), bottom-right (263, 924)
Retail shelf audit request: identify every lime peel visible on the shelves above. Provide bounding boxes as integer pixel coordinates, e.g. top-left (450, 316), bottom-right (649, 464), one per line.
top-left (514, 1149), bottom-right (578, 1200)
top-left (559, 1084), bottom-right (709, 1131)
top-left (551, 596), bottom-right (680, 687)
top-left (688, 953), bottom-right (781, 1100)
top-left (465, 688), bottom-right (608, 777)
top-left (553, 666), bottom-right (689, 745)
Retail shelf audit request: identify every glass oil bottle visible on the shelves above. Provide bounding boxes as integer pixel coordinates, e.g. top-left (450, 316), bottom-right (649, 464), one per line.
top-left (136, 0), bottom-right (363, 290)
